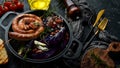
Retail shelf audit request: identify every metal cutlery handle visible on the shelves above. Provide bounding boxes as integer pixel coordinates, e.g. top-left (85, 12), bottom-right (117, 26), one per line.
top-left (83, 9), bottom-right (105, 44)
top-left (82, 17), bottom-right (108, 51)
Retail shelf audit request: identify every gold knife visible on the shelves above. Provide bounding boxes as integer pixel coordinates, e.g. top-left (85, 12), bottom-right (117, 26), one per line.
top-left (93, 9), bottom-right (105, 27)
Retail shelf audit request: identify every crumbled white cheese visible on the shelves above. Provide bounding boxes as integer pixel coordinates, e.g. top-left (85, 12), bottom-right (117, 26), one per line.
top-left (37, 46), bottom-right (49, 51)
top-left (34, 40), bottom-right (48, 51)
top-left (34, 40), bottom-right (46, 46)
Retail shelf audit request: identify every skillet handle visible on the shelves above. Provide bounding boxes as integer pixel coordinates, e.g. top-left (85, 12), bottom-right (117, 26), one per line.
top-left (0, 11), bottom-right (18, 29)
top-left (63, 38), bottom-right (83, 59)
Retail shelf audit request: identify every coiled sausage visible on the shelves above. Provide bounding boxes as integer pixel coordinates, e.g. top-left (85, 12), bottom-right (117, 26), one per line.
top-left (9, 14), bottom-right (44, 41)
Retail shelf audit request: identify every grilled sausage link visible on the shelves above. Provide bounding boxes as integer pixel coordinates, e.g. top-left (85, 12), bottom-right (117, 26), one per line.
top-left (9, 14), bottom-right (44, 41)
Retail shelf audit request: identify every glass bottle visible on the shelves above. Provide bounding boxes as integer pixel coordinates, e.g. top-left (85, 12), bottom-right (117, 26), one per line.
top-left (28, 0), bottom-right (51, 10)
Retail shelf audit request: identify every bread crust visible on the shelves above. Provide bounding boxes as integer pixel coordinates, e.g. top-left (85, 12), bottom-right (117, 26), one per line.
top-left (0, 39), bottom-right (8, 64)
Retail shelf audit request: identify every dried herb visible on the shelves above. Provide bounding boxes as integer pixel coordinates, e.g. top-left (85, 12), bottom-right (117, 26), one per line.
top-left (91, 51), bottom-right (104, 66)
top-left (90, 51), bottom-right (110, 68)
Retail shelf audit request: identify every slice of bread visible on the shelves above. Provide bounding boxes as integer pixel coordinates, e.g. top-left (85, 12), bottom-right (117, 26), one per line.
top-left (0, 39), bottom-right (8, 64)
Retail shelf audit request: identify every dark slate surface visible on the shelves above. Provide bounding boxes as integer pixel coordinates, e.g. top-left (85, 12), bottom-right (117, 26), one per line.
top-left (86, 0), bottom-right (120, 39)
top-left (0, 0), bottom-right (120, 68)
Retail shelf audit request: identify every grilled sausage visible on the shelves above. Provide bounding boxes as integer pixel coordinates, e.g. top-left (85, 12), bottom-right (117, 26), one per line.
top-left (9, 14), bottom-right (44, 41)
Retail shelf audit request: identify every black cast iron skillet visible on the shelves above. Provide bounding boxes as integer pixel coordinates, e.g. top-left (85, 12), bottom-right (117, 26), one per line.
top-left (0, 10), bottom-right (83, 63)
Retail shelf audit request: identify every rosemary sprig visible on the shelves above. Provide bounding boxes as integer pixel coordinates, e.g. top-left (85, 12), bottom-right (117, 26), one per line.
top-left (23, 48), bottom-right (31, 59)
top-left (39, 27), bottom-right (51, 39)
top-left (42, 8), bottom-right (56, 18)
top-left (18, 45), bottom-right (24, 55)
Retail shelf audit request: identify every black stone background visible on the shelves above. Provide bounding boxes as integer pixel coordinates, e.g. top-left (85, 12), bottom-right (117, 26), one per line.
top-left (87, 0), bottom-right (120, 39)
top-left (0, 0), bottom-right (120, 68)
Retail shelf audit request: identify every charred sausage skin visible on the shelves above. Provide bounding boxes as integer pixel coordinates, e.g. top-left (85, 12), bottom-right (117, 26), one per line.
top-left (9, 14), bottom-right (44, 41)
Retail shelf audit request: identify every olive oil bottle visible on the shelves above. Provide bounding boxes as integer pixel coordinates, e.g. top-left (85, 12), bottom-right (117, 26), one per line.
top-left (28, 0), bottom-right (51, 10)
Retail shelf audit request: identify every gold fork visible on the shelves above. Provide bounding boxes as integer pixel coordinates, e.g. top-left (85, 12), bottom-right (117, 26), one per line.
top-left (82, 17), bottom-right (108, 50)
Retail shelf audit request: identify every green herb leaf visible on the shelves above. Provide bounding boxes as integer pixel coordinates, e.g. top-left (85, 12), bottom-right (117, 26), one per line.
top-left (33, 22), bottom-right (40, 27)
